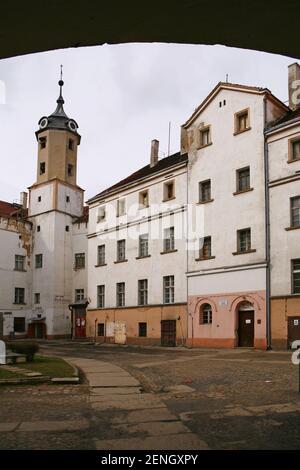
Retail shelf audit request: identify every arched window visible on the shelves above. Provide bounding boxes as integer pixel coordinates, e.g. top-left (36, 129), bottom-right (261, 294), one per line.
top-left (200, 303), bottom-right (212, 325)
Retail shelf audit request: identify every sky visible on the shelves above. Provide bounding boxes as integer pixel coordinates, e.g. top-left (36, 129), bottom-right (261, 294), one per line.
top-left (0, 43), bottom-right (297, 204)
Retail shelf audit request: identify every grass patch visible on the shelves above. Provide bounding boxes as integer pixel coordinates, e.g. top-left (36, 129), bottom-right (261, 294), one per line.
top-left (0, 369), bottom-right (24, 380)
top-left (13, 355), bottom-right (75, 378)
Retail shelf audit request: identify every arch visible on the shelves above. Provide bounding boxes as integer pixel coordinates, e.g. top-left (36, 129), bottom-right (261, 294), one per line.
top-left (0, 3), bottom-right (299, 60)
top-left (194, 297), bottom-right (218, 315)
top-left (229, 294), bottom-right (261, 313)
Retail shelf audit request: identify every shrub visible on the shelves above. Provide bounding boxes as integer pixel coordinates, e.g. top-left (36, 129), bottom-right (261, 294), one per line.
top-left (8, 341), bottom-right (39, 362)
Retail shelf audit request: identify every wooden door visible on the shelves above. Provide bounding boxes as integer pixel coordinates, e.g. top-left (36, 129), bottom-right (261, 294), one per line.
top-left (238, 311), bottom-right (254, 347)
top-left (161, 320), bottom-right (176, 347)
top-left (74, 308), bottom-right (86, 338)
top-left (288, 317), bottom-right (300, 347)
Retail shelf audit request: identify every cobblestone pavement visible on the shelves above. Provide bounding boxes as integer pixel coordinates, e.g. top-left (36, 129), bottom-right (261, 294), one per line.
top-left (0, 341), bottom-right (299, 449)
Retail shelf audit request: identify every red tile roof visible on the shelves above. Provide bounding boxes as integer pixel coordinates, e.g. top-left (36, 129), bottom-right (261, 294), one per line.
top-left (0, 200), bottom-right (21, 218)
top-left (73, 205), bottom-right (89, 224)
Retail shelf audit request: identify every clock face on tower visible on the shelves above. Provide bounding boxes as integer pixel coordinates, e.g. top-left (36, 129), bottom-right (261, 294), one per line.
top-left (39, 117), bottom-right (48, 129)
top-left (68, 120), bottom-right (77, 132)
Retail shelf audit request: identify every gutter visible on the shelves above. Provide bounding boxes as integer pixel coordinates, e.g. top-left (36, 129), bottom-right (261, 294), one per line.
top-left (264, 97), bottom-right (272, 350)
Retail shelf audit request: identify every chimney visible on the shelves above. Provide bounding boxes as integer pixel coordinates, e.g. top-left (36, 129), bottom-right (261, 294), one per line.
top-left (288, 63), bottom-right (300, 111)
top-left (20, 191), bottom-right (28, 209)
top-left (150, 139), bottom-right (159, 167)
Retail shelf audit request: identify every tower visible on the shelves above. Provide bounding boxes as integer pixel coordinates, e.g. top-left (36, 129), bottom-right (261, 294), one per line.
top-left (28, 69), bottom-right (84, 338)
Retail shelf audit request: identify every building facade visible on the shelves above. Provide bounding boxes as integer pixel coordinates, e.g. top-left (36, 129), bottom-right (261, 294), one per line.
top-left (0, 63), bottom-right (299, 349)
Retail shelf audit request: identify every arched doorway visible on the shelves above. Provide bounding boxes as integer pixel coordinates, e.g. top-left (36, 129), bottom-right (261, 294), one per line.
top-left (237, 301), bottom-right (254, 347)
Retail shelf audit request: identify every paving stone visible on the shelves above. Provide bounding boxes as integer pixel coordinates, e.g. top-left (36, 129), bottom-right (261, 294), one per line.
top-left (18, 419), bottom-right (89, 432)
top-left (0, 422), bottom-right (19, 432)
top-left (91, 394), bottom-right (166, 411)
top-left (113, 420), bottom-right (190, 436)
top-left (88, 374), bottom-right (140, 387)
top-left (86, 371), bottom-right (130, 377)
top-left (111, 408), bottom-right (176, 424)
top-left (163, 385), bottom-right (195, 393)
top-left (91, 387), bottom-right (141, 396)
top-left (95, 433), bottom-right (209, 450)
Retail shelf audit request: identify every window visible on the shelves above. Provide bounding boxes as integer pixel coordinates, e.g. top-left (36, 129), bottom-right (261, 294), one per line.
top-left (116, 282), bottom-right (125, 307)
top-left (34, 293), bottom-right (40, 304)
top-left (40, 162), bottom-right (46, 175)
top-left (199, 126), bottom-right (211, 147)
top-left (163, 276), bottom-right (174, 304)
top-left (97, 245), bottom-right (106, 265)
top-left (139, 190), bottom-right (149, 208)
top-left (75, 253), bottom-right (85, 269)
top-left (292, 259), bottom-right (300, 294)
top-left (139, 322), bottom-right (147, 337)
top-left (237, 228), bottom-right (251, 253)
top-left (236, 167), bottom-right (250, 192)
top-left (289, 138), bottom-right (300, 161)
top-left (66, 196), bottom-right (70, 203)
top-left (235, 109), bottom-right (250, 133)
top-left (117, 198), bottom-right (126, 216)
top-left (37, 225), bottom-right (41, 232)
top-left (75, 289), bottom-right (85, 301)
top-left (14, 317), bottom-right (25, 333)
top-left (67, 164), bottom-right (73, 177)
top-left (163, 181), bottom-right (175, 201)
top-left (65, 225), bottom-right (70, 232)
top-left (97, 206), bottom-right (106, 222)
top-left (139, 234), bottom-right (149, 257)
top-left (97, 285), bottom-right (105, 308)
top-left (39, 137), bottom-right (46, 149)
top-left (98, 323), bottom-right (105, 336)
top-left (200, 304), bottom-right (212, 325)
top-left (199, 237), bottom-right (212, 259)
top-left (14, 288), bottom-right (25, 304)
top-left (68, 139), bottom-right (74, 150)
top-left (138, 279), bottom-right (148, 306)
top-left (35, 254), bottom-right (43, 268)
top-left (163, 227), bottom-right (175, 252)
top-left (38, 196), bottom-right (41, 202)
top-left (291, 196), bottom-right (300, 227)
top-left (199, 180), bottom-right (211, 203)
top-left (15, 255), bottom-right (25, 271)
top-left (117, 239), bottom-right (126, 262)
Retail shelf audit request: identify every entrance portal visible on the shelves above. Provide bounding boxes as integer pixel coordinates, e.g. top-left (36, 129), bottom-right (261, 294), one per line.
top-left (161, 320), bottom-right (176, 347)
top-left (237, 302), bottom-right (254, 347)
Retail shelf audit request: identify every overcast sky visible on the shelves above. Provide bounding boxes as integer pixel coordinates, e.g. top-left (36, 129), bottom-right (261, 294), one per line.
top-left (0, 44), bottom-right (297, 204)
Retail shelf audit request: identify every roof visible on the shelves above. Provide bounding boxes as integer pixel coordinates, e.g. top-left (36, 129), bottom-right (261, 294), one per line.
top-left (267, 107), bottom-right (300, 131)
top-left (183, 81), bottom-right (288, 128)
top-left (73, 205), bottom-right (89, 224)
top-left (0, 200), bottom-right (28, 219)
top-left (88, 151), bottom-right (188, 203)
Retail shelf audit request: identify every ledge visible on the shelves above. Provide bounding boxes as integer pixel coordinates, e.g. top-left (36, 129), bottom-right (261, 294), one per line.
top-left (160, 249), bottom-right (178, 255)
top-left (197, 198), bottom-right (214, 205)
top-left (233, 188), bottom-right (254, 196)
top-left (285, 225), bottom-right (300, 231)
top-left (114, 259), bottom-right (128, 264)
top-left (197, 142), bottom-right (213, 150)
top-left (233, 127), bottom-right (251, 136)
top-left (94, 263), bottom-right (107, 267)
top-left (287, 157), bottom-right (300, 164)
top-left (13, 269), bottom-right (27, 272)
top-left (195, 256), bottom-right (216, 261)
top-left (162, 196), bottom-right (176, 202)
top-left (135, 255), bottom-right (151, 260)
top-left (232, 249), bottom-right (256, 255)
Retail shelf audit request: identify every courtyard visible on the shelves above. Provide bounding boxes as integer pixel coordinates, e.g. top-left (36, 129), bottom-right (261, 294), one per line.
top-left (0, 341), bottom-right (299, 450)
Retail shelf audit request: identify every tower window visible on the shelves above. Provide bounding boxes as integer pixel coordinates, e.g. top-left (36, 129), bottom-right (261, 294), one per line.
top-left (40, 162), bottom-right (46, 175)
top-left (66, 225), bottom-right (70, 232)
top-left (68, 139), bottom-right (74, 151)
top-left (37, 225), bottom-right (41, 232)
top-left (68, 164), bottom-right (74, 177)
top-left (39, 137), bottom-right (47, 149)
top-left (38, 196), bottom-right (41, 202)
top-left (66, 196), bottom-right (70, 203)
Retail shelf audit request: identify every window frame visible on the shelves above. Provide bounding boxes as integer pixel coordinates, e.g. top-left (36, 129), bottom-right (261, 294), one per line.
top-left (139, 190), bottom-right (149, 209)
top-left (97, 244), bottom-right (106, 266)
top-left (163, 180), bottom-right (175, 201)
top-left (237, 228), bottom-right (251, 253)
top-left (234, 108), bottom-right (250, 135)
top-left (288, 136), bottom-right (300, 163)
top-left (200, 303), bottom-right (213, 325)
top-left (236, 166), bottom-right (251, 193)
top-left (14, 287), bottom-right (25, 305)
top-left (35, 253), bottom-right (43, 269)
top-left (14, 317), bottom-right (26, 333)
top-left (97, 285), bottom-right (105, 308)
top-left (15, 255), bottom-right (25, 271)
top-left (199, 179), bottom-right (212, 203)
top-left (117, 198), bottom-right (126, 217)
top-left (163, 227), bottom-right (175, 252)
top-left (116, 282), bottom-right (125, 307)
top-left (98, 322), bottom-right (105, 336)
top-left (138, 279), bottom-right (148, 306)
top-left (292, 259), bottom-right (300, 294)
top-left (138, 234), bottom-right (149, 258)
top-left (34, 293), bottom-right (40, 304)
top-left (199, 125), bottom-right (211, 148)
top-left (75, 289), bottom-right (85, 301)
top-left (290, 196), bottom-right (300, 228)
top-left (117, 239), bottom-right (126, 262)
top-left (138, 322), bottom-right (147, 337)
top-left (75, 252), bottom-right (85, 269)
top-left (198, 236), bottom-right (213, 260)
top-left (163, 275), bottom-right (175, 304)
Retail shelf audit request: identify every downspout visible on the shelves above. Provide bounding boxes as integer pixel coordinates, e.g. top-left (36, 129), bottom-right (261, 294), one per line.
top-left (186, 155), bottom-right (190, 347)
top-left (263, 97), bottom-right (271, 350)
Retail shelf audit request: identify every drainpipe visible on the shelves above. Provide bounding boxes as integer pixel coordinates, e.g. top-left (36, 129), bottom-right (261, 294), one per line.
top-left (186, 154), bottom-right (190, 347)
top-left (263, 97), bottom-right (272, 350)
